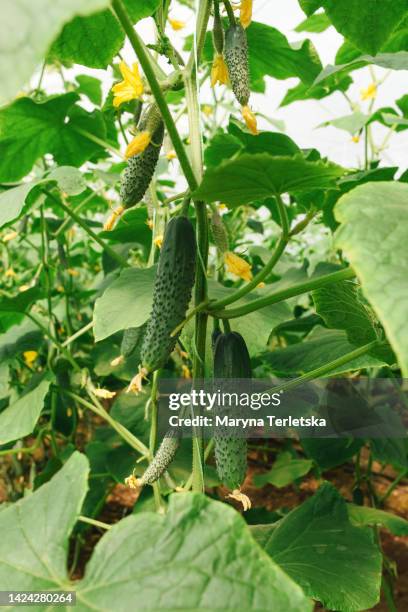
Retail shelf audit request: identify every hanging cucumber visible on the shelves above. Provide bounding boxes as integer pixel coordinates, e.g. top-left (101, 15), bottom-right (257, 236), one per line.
top-left (126, 431), bottom-right (180, 488)
top-left (224, 22), bottom-right (250, 107)
top-left (213, 331), bottom-right (251, 510)
top-left (120, 104), bottom-right (164, 208)
top-left (139, 215), bottom-right (196, 377)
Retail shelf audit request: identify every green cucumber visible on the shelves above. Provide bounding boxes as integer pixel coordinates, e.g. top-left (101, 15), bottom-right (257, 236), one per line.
top-left (136, 432), bottom-right (180, 486)
top-left (121, 326), bottom-right (144, 359)
top-left (213, 332), bottom-right (251, 491)
top-left (120, 104), bottom-right (164, 208)
top-left (210, 209), bottom-right (229, 253)
top-left (224, 22), bottom-right (250, 107)
top-left (140, 216), bottom-right (196, 373)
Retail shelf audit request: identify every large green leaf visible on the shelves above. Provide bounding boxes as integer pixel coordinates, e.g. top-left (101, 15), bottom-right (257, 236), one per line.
top-left (301, 437), bottom-right (363, 470)
top-left (246, 22), bottom-right (322, 90)
top-left (334, 182), bottom-right (408, 376)
top-left (0, 320), bottom-right (43, 362)
top-left (0, 166), bottom-right (86, 229)
top-left (0, 452), bottom-right (88, 588)
top-left (321, 0), bottom-right (408, 55)
top-left (194, 154), bottom-right (343, 205)
top-left (255, 482), bottom-right (382, 611)
top-left (0, 94), bottom-right (107, 182)
top-left (49, 0), bottom-right (160, 69)
top-left (93, 266), bottom-right (156, 341)
top-left (0, 0), bottom-right (111, 103)
top-left (261, 327), bottom-right (387, 376)
top-left (0, 458), bottom-right (312, 610)
top-left (0, 379), bottom-right (51, 445)
top-left (77, 492), bottom-right (311, 611)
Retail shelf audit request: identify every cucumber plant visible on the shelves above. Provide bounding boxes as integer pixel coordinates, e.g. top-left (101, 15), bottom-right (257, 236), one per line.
top-left (0, 0), bottom-right (407, 609)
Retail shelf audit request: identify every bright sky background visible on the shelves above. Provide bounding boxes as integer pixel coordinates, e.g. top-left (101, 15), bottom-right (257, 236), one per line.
top-left (38, 0), bottom-right (407, 173)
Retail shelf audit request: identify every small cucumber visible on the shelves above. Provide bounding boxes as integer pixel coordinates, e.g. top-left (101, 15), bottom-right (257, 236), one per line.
top-left (120, 104), bottom-right (164, 208)
top-left (224, 23), bottom-right (250, 107)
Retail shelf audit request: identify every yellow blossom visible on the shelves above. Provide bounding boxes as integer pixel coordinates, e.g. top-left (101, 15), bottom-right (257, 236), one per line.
top-left (202, 105), bottom-right (213, 117)
top-left (242, 105), bottom-right (258, 135)
top-left (240, 0), bottom-right (253, 28)
top-left (19, 284), bottom-right (30, 292)
top-left (57, 285), bottom-right (65, 293)
top-left (125, 131), bottom-right (151, 158)
top-left (154, 235), bottom-right (164, 249)
top-left (5, 268), bottom-right (16, 277)
top-left (147, 219), bottom-right (154, 230)
top-left (257, 281), bottom-right (265, 288)
top-left (181, 364), bottom-right (192, 379)
top-left (168, 18), bottom-right (186, 31)
top-left (224, 251), bottom-right (253, 282)
top-left (3, 230), bottom-right (18, 243)
top-left (104, 205), bottom-right (125, 231)
top-left (211, 54), bottom-right (229, 87)
top-left (360, 83), bottom-right (377, 101)
top-left (93, 388), bottom-right (116, 399)
top-left (351, 135), bottom-right (360, 143)
top-left (23, 351), bottom-right (38, 368)
top-left (166, 149), bottom-right (177, 160)
top-left (112, 61), bottom-right (144, 108)
top-left (67, 268), bottom-right (79, 277)
top-left (218, 203), bottom-right (228, 211)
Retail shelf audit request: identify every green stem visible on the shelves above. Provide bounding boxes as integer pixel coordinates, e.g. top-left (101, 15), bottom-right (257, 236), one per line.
top-left (65, 389), bottom-right (150, 457)
top-left (223, 0), bottom-right (236, 25)
top-left (44, 190), bottom-right (129, 268)
top-left (71, 126), bottom-right (123, 159)
top-left (186, 0), bottom-right (213, 74)
top-left (112, 0), bottom-right (198, 191)
top-left (149, 370), bottom-right (164, 512)
top-left (210, 192), bottom-right (290, 310)
top-left (210, 267), bottom-right (356, 319)
top-left (78, 516), bottom-right (111, 530)
top-left (269, 340), bottom-right (381, 394)
top-left (380, 469), bottom-right (408, 505)
top-left (61, 321), bottom-right (93, 347)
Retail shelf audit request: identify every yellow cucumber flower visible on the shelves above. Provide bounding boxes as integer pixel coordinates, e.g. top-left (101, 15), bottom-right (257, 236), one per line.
top-left (168, 18), bottom-right (186, 30)
top-left (211, 54), bottom-right (229, 87)
top-left (224, 251), bottom-right (253, 282)
top-left (104, 205), bottom-right (125, 231)
top-left (166, 149), bottom-right (177, 160)
top-left (93, 388), bottom-right (116, 399)
top-left (154, 235), bottom-right (164, 249)
top-left (360, 83), bottom-right (377, 101)
top-left (112, 61), bottom-right (144, 108)
top-left (3, 230), bottom-right (18, 243)
top-left (125, 131), bottom-right (151, 158)
top-left (240, 0), bottom-right (253, 28)
top-left (23, 351), bottom-right (38, 368)
top-left (351, 135), bottom-right (360, 143)
top-left (242, 105), bottom-right (259, 135)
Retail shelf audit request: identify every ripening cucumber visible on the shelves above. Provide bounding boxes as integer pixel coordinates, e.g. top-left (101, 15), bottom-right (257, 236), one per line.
top-left (140, 216), bottom-right (196, 373)
top-left (213, 332), bottom-right (251, 491)
top-left (137, 432), bottom-right (180, 486)
top-left (224, 22), bottom-right (250, 107)
top-left (120, 104), bottom-right (164, 208)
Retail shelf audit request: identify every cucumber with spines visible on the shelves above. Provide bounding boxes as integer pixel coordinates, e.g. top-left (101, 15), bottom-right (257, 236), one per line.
top-left (213, 332), bottom-right (251, 491)
top-left (140, 216), bottom-right (196, 373)
top-left (120, 104), bottom-right (164, 208)
top-left (224, 22), bottom-right (250, 107)
top-left (137, 432), bottom-right (180, 486)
